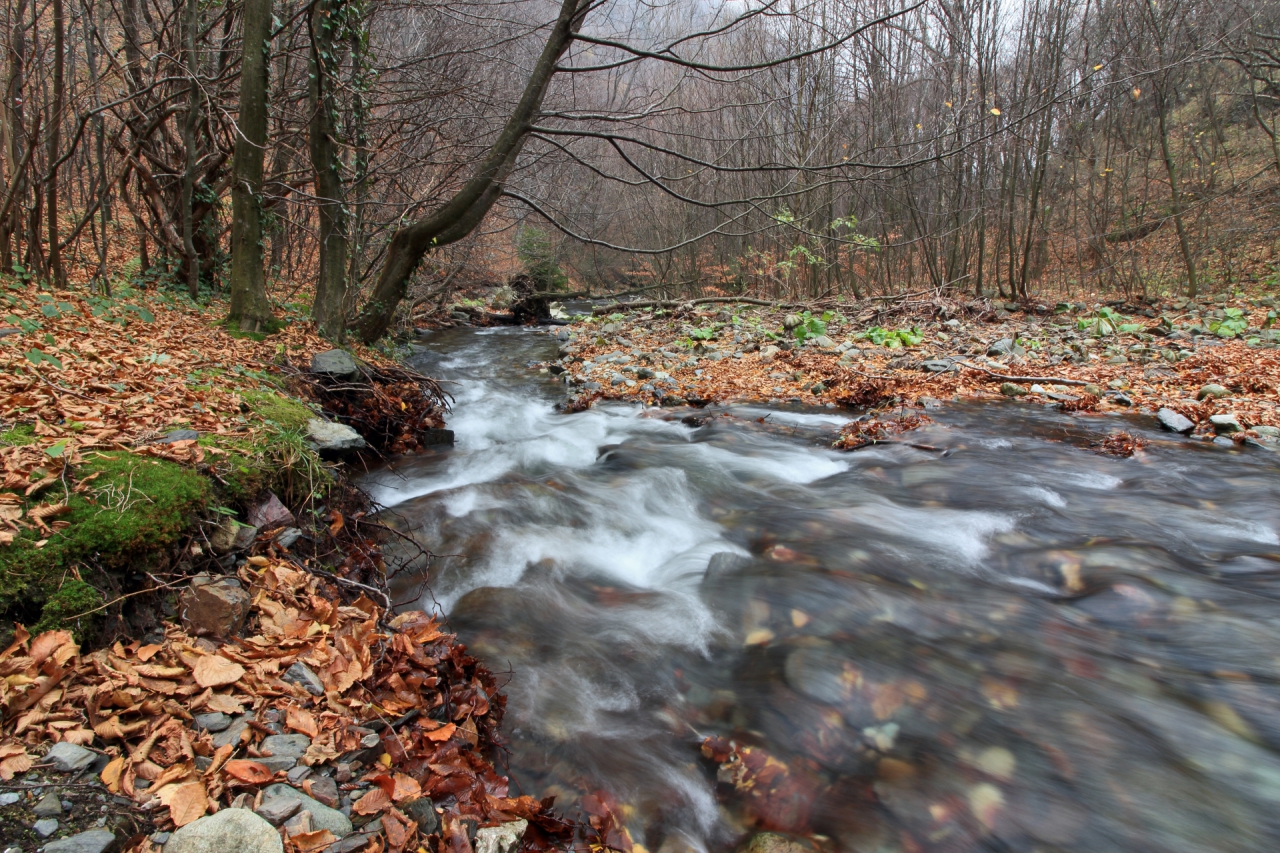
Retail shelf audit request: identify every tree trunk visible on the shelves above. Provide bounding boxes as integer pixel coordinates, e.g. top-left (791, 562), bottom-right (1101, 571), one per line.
top-left (351, 0), bottom-right (587, 344)
top-left (180, 0), bottom-right (201, 299)
top-left (308, 0), bottom-right (348, 339)
top-left (45, 0), bottom-right (65, 288)
top-left (227, 0), bottom-right (275, 330)
top-left (1156, 89), bottom-right (1199, 298)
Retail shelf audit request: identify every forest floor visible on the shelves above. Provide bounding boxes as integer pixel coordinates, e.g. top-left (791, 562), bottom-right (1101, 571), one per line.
top-left (0, 279), bottom-right (572, 853)
top-left (537, 289), bottom-right (1280, 454)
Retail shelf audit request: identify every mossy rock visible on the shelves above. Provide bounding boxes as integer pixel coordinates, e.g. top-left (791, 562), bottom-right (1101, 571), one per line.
top-left (0, 452), bottom-right (209, 641)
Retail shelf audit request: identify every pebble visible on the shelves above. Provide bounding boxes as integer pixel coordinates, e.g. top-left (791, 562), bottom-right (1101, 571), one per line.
top-left (0, 792), bottom-right (20, 806)
top-left (34, 817), bottom-right (59, 837)
top-left (33, 791), bottom-right (63, 817)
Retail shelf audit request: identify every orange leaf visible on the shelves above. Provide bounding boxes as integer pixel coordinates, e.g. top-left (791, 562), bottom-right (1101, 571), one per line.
top-left (391, 772), bottom-right (421, 803)
top-left (101, 755), bottom-right (126, 791)
top-left (192, 655), bottom-right (246, 689)
top-left (156, 780), bottom-right (208, 826)
top-left (354, 786), bottom-right (391, 815)
top-left (292, 829), bottom-right (338, 852)
top-left (328, 511), bottom-right (344, 536)
top-left (222, 759), bottom-right (274, 784)
top-left (424, 722), bottom-right (455, 743)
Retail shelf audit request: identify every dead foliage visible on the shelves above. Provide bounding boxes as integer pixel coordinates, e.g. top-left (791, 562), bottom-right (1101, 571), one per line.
top-left (289, 364), bottom-right (450, 455)
top-left (834, 412), bottom-right (933, 450)
top-left (1092, 431), bottom-right (1150, 457)
top-left (0, 559), bottom-right (576, 853)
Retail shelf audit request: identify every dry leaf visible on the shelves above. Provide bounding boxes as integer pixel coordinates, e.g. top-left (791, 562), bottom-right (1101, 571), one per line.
top-left (286, 706), bottom-right (318, 738)
top-left (292, 829), bottom-right (338, 852)
top-left (204, 692), bottom-right (245, 714)
top-left (424, 722), bottom-right (455, 742)
top-left (101, 755), bottom-right (125, 791)
top-left (192, 656), bottom-right (246, 689)
top-left (391, 772), bottom-right (421, 803)
top-left (354, 786), bottom-right (391, 815)
top-left (155, 779), bottom-right (208, 826)
top-left (222, 759), bottom-right (274, 785)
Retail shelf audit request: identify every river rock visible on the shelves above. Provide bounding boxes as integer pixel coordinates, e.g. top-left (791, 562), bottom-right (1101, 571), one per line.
top-left (421, 428), bottom-right (455, 446)
top-left (401, 797), bottom-right (438, 834)
top-left (1157, 408), bottom-right (1195, 434)
top-left (248, 492), bottom-right (295, 530)
top-left (46, 742), bottom-right (97, 773)
top-left (43, 829), bottom-right (118, 853)
top-left (310, 349), bottom-right (361, 381)
top-left (33, 792), bottom-right (63, 816)
top-left (165, 808), bottom-right (283, 853)
top-left (0, 792), bottom-right (19, 805)
top-left (254, 797), bottom-right (301, 826)
top-left (34, 818), bottom-right (59, 838)
top-left (260, 784), bottom-right (351, 838)
top-left (209, 519), bottom-right (257, 554)
top-left (736, 832), bottom-right (811, 853)
top-left (1197, 383), bottom-right (1231, 400)
top-left (211, 714), bottom-right (252, 749)
top-left (306, 775), bottom-right (339, 808)
top-left (474, 819), bottom-right (527, 853)
top-left (1210, 414), bottom-right (1243, 434)
top-left (180, 575), bottom-right (250, 637)
top-left (194, 712), bottom-right (230, 733)
top-left (307, 418), bottom-right (367, 453)
top-left (1000, 382), bottom-right (1027, 397)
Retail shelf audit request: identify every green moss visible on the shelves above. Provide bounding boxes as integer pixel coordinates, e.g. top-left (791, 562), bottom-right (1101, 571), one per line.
top-left (219, 316), bottom-right (286, 340)
top-left (0, 452), bottom-right (209, 634)
top-left (242, 389), bottom-right (316, 430)
top-left (1, 424), bottom-right (37, 445)
top-left (32, 579), bottom-right (103, 640)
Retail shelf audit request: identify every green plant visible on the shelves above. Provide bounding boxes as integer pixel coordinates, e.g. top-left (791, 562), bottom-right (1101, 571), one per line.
top-left (859, 326), bottom-right (923, 348)
top-left (1210, 307), bottom-right (1248, 338)
top-left (791, 311), bottom-right (834, 344)
top-left (1077, 306), bottom-right (1140, 336)
top-left (689, 326), bottom-right (717, 341)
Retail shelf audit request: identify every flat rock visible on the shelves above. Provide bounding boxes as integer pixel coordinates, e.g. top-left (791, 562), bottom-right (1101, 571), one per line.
top-left (474, 819), bottom-right (528, 853)
top-left (260, 784), bottom-right (351, 838)
top-left (254, 798), bottom-right (301, 827)
top-left (1156, 408), bottom-right (1195, 434)
top-left (0, 792), bottom-right (20, 806)
top-left (33, 791), bottom-right (63, 816)
top-left (194, 712), bottom-right (230, 733)
top-left (261, 734), bottom-right (311, 758)
top-left (307, 419), bottom-right (367, 453)
top-left (282, 662), bottom-right (324, 696)
top-left (156, 429), bottom-right (200, 444)
top-left (43, 829), bottom-right (118, 853)
top-left (211, 715), bottom-right (253, 749)
top-left (310, 349), bottom-right (361, 381)
top-left (46, 742), bottom-right (97, 773)
top-left (164, 808), bottom-right (283, 853)
top-left (248, 493), bottom-right (294, 530)
top-left (180, 575), bottom-right (250, 638)
top-left (1210, 414), bottom-right (1244, 434)
top-left (1197, 383), bottom-right (1231, 401)
top-left (307, 776), bottom-right (339, 808)
top-left (34, 818), bottom-right (59, 838)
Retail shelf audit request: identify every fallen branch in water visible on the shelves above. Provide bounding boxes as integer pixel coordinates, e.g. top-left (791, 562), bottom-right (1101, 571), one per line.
top-left (591, 296), bottom-right (823, 316)
top-left (954, 361), bottom-right (1092, 387)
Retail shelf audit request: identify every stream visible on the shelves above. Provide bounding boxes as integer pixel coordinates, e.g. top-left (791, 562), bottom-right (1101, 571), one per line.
top-left (362, 326), bottom-right (1280, 853)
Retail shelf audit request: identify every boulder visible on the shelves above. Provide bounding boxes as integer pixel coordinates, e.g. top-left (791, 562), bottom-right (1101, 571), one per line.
top-left (180, 575), bottom-right (250, 638)
top-left (474, 819), bottom-right (528, 853)
top-left (248, 493), bottom-right (294, 530)
top-left (1157, 404), bottom-right (1192, 432)
top-left (1210, 414), bottom-right (1244, 434)
top-left (260, 784), bottom-right (351, 838)
top-left (310, 349), bottom-right (360, 381)
top-left (1197, 383), bottom-right (1231, 401)
top-left (46, 742), bottom-right (97, 773)
top-left (164, 808), bottom-right (283, 853)
top-left (306, 418), bottom-right (367, 453)
top-left (43, 829), bottom-right (118, 853)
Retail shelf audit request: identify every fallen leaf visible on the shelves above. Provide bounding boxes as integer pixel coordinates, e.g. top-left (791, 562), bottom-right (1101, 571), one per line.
top-left (354, 786), bottom-right (391, 815)
top-left (392, 772), bottom-right (421, 803)
top-left (222, 759), bottom-right (274, 784)
top-left (155, 779), bottom-right (208, 826)
top-left (292, 829), bottom-right (338, 852)
top-left (286, 706), bottom-right (318, 738)
top-left (424, 722), bottom-right (455, 743)
top-left (101, 755), bottom-right (126, 790)
top-left (192, 655), bottom-right (246, 689)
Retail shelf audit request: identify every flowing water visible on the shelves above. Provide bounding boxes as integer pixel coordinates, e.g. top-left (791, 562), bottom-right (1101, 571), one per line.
top-left (363, 327), bottom-right (1280, 853)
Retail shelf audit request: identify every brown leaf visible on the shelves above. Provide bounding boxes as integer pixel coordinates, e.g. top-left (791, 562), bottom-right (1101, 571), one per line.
top-left (155, 779), bottom-right (208, 827)
top-left (391, 772), bottom-right (421, 803)
top-left (222, 759), bottom-right (274, 785)
top-left (192, 655), bottom-right (246, 689)
top-left (204, 692), bottom-right (245, 714)
top-left (0, 752), bottom-right (33, 781)
top-left (353, 786), bottom-right (391, 815)
top-left (286, 706), bottom-right (318, 738)
top-left (424, 722), bottom-right (456, 742)
top-left (101, 755), bottom-right (126, 791)
top-left (292, 829), bottom-right (338, 852)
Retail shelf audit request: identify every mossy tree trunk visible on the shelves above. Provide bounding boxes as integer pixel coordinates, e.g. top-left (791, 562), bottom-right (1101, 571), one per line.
top-left (309, 0), bottom-right (349, 340)
top-left (227, 0), bottom-right (276, 331)
top-left (351, 0), bottom-right (588, 344)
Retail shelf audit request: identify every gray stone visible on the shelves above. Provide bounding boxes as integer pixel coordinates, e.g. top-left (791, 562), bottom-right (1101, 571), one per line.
top-left (0, 792), bottom-right (19, 806)
top-left (156, 429), bottom-right (200, 444)
top-left (282, 662), bottom-right (324, 696)
top-left (327, 835), bottom-right (375, 853)
top-left (310, 350), bottom-right (360, 381)
top-left (165, 808), bottom-right (283, 853)
top-left (921, 359), bottom-right (955, 373)
top-left (247, 493), bottom-right (294, 530)
top-left (401, 797), bottom-right (438, 834)
top-left (286, 766), bottom-right (312, 785)
top-left (1000, 382), bottom-right (1028, 397)
top-left (260, 784), bottom-right (351, 838)
top-left (211, 715), bottom-right (253, 750)
top-left (1156, 408), bottom-right (1195, 434)
top-left (152, 833), bottom-right (172, 845)
top-left (34, 818), bottom-right (59, 838)
top-left (260, 734), bottom-right (310, 759)
top-left (46, 742), bottom-right (97, 773)
top-left (988, 338), bottom-right (1025, 358)
top-left (306, 419), bottom-right (367, 453)
top-left (254, 798), bottom-right (301, 826)
top-left (1210, 414), bottom-right (1244, 434)
top-left (307, 776), bottom-right (339, 808)
top-left (1213, 436), bottom-right (1237, 448)
top-left (273, 528), bottom-right (303, 550)
top-left (33, 792), bottom-right (63, 816)
top-left (256, 755), bottom-right (298, 773)
top-left (1254, 425), bottom-right (1280, 437)
top-left (810, 335), bottom-right (836, 349)
top-left (42, 830), bottom-right (118, 853)
top-left (1197, 383), bottom-right (1231, 401)
top-left (194, 712), bottom-right (230, 733)
top-left (474, 819), bottom-right (527, 853)
top-left (180, 575), bottom-right (250, 638)
top-left (209, 519), bottom-right (257, 555)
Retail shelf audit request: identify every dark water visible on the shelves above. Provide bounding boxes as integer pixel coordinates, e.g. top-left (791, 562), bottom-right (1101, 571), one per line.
top-left (363, 327), bottom-right (1280, 853)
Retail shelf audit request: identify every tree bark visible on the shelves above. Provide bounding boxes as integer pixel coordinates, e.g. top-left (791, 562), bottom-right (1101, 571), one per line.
top-left (227, 0), bottom-right (275, 330)
top-left (351, 0), bottom-right (587, 344)
top-left (1156, 88), bottom-right (1199, 298)
top-left (308, 0), bottom-right (348, 339)
top-left (45, 0), bottom-right (65, 288)
top-left (180, 0), bottom-right (201, 299)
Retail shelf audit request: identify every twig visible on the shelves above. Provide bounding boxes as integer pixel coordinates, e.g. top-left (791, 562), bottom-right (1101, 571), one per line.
top-left (954, 361), bottom-right (1092, 387)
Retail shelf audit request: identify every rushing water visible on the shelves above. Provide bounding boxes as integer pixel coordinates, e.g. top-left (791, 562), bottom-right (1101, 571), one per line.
top-left (363, 326), bottom-right (1280, 853)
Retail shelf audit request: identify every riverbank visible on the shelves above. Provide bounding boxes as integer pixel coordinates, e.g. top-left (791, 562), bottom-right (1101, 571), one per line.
top-left (0, 281), bottom-right (567, 852)
top-left (539, 291), bottom-right (1280, 449)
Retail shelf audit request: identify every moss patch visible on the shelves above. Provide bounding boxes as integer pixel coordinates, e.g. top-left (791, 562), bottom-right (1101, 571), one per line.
top-left (1, 424), bottom-right (37, 446)
top-left (242, 389), bottom-right (316, 430)
top-left (0, 452), bottom-right (209, 638)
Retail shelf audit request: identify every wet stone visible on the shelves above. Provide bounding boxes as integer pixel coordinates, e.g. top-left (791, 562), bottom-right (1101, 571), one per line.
top-left (1210, 414), bottom-right (1243, 434)
top-left (1157, 408), bottom-right (1195, 434)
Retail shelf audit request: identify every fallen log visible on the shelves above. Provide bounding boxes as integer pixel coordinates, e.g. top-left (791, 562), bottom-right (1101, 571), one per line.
top-left (954, 360), bottom-right (1092, 387)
